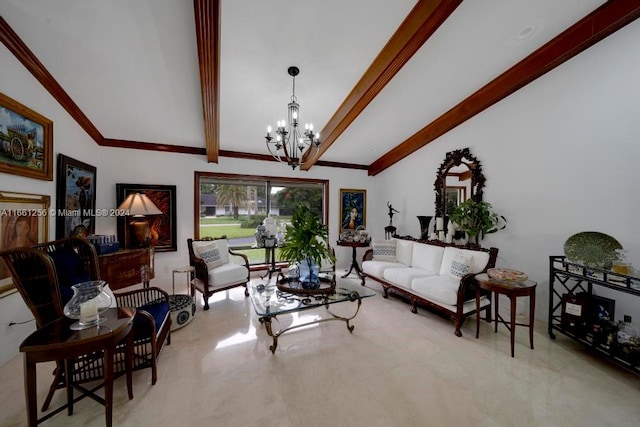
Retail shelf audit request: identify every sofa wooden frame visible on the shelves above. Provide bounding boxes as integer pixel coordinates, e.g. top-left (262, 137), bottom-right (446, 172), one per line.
top-left (362, 238), bottom-right (498, 337)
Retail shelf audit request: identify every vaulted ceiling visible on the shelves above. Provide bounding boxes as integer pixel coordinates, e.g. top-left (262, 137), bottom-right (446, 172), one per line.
top-left (2, 1), bottom-right (639, 175)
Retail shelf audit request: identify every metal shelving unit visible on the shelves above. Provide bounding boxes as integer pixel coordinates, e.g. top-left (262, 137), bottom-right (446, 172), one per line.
top-left (548, 255), bottom-right (640, 375)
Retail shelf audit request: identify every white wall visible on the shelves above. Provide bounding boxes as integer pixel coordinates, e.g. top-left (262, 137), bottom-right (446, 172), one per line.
top-left (0, 44), bottom-right (374, 365)
top-left (2, 17), bottom-right (639, 365)
top-left (375, 20), bottom-right (640, 323)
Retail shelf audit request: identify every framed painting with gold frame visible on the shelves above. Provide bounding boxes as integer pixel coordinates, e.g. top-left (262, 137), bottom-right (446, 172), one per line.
top-left (0, 93), bottom-right (53, 181)
top-left (0, 191), bottom-right (50, 297)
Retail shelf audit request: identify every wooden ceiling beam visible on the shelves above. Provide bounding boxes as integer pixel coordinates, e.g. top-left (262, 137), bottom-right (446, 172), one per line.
top-left (219, 150), bottom-right (368, 170)
top-left (193, 0), bottom-right (221, 163)
top-left (368, 0), bottom-right (640, 176)
top-left (102, 138), bottom-right (206, 155)
top-left (300, 0), bottom-right (462, 171)
top-left (0, 16), bottom-right (104, 144)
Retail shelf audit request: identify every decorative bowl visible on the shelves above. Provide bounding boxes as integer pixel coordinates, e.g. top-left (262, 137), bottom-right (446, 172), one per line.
top-left (563, 231), bottom-right (622, 268)
top-left (487, 268), bottom-right (528, 282)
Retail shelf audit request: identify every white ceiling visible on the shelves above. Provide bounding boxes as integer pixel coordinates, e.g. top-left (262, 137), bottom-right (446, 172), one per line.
top-left (0, 0), bottom-right (606, 167)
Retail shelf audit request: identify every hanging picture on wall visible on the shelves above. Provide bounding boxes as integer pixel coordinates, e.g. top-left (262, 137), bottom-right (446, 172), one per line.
top-left (116, 183), bottom-right (177, 252)
top-left (0, 93), bottom-right (53, 181)
top-left (340, 188), bottom-right (366, 232)
top-left (55, 154), bottom-right (97, 239)
top-left (0, 191), bottom-right (50, 296)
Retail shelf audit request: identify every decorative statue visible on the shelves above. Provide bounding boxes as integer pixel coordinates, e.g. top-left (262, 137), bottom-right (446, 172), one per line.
top-left (387, 201), bottom-right (399, 226)
top-left (385, 202), bottom-right (399, 239)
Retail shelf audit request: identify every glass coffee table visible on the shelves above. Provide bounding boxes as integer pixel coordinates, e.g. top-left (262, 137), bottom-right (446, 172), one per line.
top-left (249, 273), bottom-right (376, 353)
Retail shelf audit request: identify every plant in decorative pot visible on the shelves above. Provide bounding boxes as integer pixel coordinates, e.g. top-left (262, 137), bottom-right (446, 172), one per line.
top-left (279, 202), bottom-right (335, 288)
top-left (448, 199), bottom-right (506, 246)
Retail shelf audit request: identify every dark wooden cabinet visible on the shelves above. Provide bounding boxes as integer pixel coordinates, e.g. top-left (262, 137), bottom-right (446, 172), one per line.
top-left (98, 248), bottom-right (154, 291)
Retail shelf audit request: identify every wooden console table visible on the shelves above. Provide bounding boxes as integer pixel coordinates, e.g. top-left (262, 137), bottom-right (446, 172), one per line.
top-left (98, 248), bottom-right (154, 291)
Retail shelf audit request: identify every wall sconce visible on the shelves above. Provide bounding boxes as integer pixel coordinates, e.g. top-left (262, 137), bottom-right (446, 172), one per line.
top-left (118, 193), bottom-right (162, 248)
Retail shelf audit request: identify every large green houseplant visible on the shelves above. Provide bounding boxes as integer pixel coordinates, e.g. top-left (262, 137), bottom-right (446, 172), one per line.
top-left (279, 202), bottom-right (335, 284)
top-left (448, 199), bottom-right (506, 245)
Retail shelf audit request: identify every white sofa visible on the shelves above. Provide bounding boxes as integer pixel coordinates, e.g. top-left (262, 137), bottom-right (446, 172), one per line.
top-left (362, 238), bottom-right (498, 336)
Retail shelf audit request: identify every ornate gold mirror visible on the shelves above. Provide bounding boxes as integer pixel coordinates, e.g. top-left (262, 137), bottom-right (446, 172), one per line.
top-left (434, 148), bottom-right (485, 218)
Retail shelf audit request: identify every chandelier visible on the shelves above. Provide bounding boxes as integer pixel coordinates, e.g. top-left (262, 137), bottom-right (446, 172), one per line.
top-left (265, 66), bottom-right (320, 169)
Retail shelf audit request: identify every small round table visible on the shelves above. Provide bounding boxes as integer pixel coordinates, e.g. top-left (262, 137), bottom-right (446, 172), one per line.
top-left (170, 266), bottom-right (196, 331)
top-left (336, 240), bottom-right (370, 285)
top-left (474, 273), bottom-right (537, 357)
top-left (20, 307), bottom-right (135, 427)
top-left (172, 265), bottom-right (194, 295)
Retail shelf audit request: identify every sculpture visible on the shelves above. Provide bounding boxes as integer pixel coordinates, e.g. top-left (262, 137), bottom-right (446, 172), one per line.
top-left (385, 202), bottom-right (399, 239)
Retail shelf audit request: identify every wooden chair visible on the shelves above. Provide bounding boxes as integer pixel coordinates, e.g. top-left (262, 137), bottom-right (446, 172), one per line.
top-left (0, 238), bottom-right (171, 408)
top-left (113, 286), bottom-right (171, 385)
top-left (36, 238), bottom-right (171, 385)
top-left (0, 240), bottom-right (131, 411)
top-left (187, 238), bottom-right (250, 310)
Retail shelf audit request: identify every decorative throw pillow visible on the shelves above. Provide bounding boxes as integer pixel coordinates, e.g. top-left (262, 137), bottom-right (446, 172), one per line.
top-left (449, 251), bottom-right (472, 279)
top-left (372, 239), bottom-right (397, 262)
top-left (197, 243), bottom-right (224, 270)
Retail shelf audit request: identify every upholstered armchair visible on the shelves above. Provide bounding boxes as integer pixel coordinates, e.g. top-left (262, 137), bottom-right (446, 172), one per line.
top-left (187, 238), bottom-right (250, 310)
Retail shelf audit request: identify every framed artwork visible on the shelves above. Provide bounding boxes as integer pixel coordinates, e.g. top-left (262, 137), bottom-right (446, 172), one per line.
top-left (0, 93), bottom-right (53, 181)
top-left (0, 191), bottom-right (50, 296)
top-left (586, 294), bottom-right (615, 332)
top-left (56, 154), bottom-right (97, 239)
top-left (116, 184), bottom-right (177, 252)
top-left (340, 188), bottom-right (366, 232)
top-left (561, 293), bottom-right (588, 336)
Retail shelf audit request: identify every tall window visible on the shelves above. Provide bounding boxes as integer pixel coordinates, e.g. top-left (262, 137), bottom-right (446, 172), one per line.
top-left (195, 172), bottom-right (328, 266)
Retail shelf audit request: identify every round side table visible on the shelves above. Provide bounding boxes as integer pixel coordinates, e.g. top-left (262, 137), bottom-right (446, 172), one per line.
top-left (172, 265), bottom-right (195, 295)
top-left (170, 266), bottom-right (196, 331)
top-left (474, 272), bottom-right (537, 357)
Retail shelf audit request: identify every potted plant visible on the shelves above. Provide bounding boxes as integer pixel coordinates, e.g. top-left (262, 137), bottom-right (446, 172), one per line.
top-left (448, 199), bottom-right (506, 246)
top-left (279, 202), bottom-right (335, 286)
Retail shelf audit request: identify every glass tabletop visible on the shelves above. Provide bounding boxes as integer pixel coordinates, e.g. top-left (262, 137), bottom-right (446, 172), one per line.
top-left (249, 277), bottom-right (376, 317)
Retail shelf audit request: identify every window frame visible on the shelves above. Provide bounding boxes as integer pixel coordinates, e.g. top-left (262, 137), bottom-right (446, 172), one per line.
top-left (194, 171), bottom-right (329, 241)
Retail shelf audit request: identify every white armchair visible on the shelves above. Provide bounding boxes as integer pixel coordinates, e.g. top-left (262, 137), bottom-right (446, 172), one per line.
top-left (187, 238), bottom-right (250, 310)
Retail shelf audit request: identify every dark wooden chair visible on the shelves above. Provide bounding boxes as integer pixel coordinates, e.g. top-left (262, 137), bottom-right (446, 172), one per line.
top-left (37, 238), bottom-right (171, 385)
top-left (0, 240), bottom-right (130, 412)
top-left (187, 238), bottom-right (250, 310)
top-left (0, 237), bottom-right (171, 409)
top-left (113, 286), bottom-right (171, 385)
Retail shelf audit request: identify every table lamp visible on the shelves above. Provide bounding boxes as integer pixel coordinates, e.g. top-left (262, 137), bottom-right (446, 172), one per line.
top-left (118, 193), bottom-right (162, 247)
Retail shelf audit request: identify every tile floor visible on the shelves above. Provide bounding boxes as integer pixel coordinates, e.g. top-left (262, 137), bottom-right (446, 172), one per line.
top-left (1, 277), bottom-right (639, 427)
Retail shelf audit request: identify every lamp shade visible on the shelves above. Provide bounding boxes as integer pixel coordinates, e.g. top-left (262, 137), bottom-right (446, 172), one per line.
top-left (118, 193), bottom-right (162, 216)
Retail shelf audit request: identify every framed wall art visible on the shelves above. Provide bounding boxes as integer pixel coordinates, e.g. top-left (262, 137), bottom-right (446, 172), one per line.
top-left (340, 188), bottom-right (366, 232)
top-left (0, 93), bottom-right (53, 181)
top-left (0, 191), bottom-right (50, 296)
top-left (116, 184), bottom-right (177, 252)
top-left (56, 154), bottom-right (97, 238)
